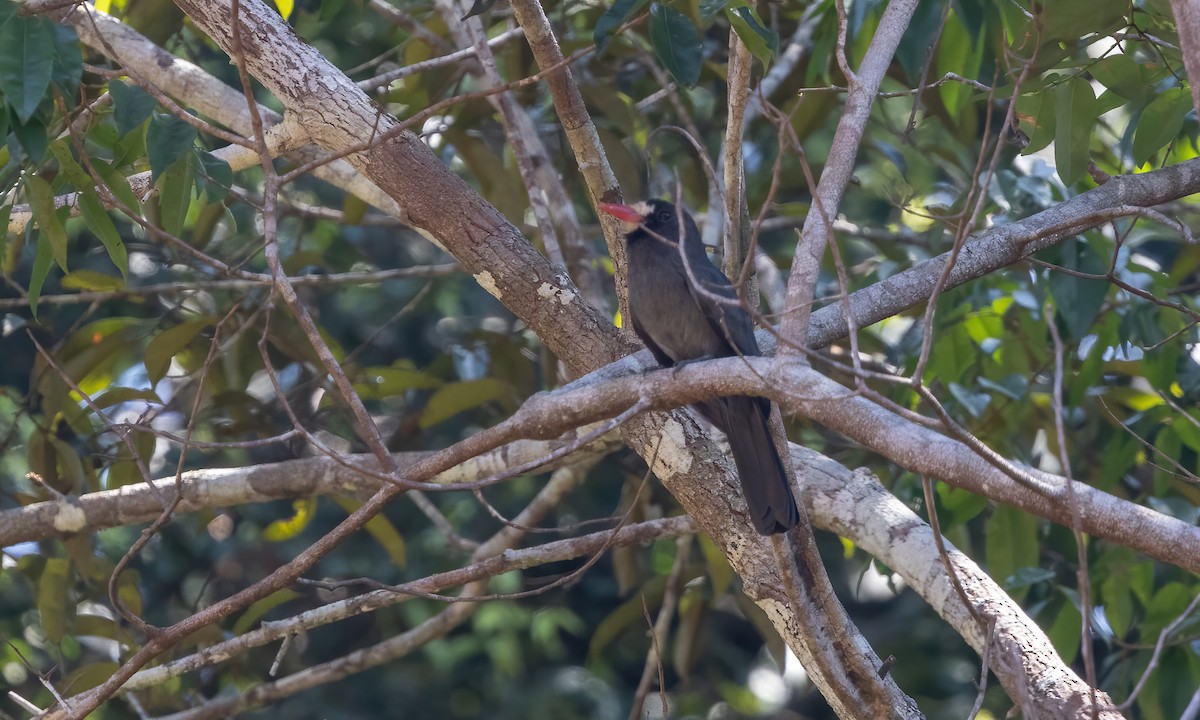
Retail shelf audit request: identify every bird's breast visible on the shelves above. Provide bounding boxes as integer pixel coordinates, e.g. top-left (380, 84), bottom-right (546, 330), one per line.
top-left (626, 241), bottom-right (728, 362)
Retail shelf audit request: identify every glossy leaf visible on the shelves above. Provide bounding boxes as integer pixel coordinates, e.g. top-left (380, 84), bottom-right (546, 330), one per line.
top-left (1053, 75), bottom-right (1096, 185)
top-left (726, 5), bottom-right (778, 69)
top-left (12, 114), bottom-right (49, 163)
top-left (50, 23), bottom-right (82, 98)
top-left (985, 504), bottom-right (1039, 602)
top-left (594, 0), bottom-right (647, 55)
top-left (420, 377), bottom-right (512, 428)
top-left (27, 232), bottom-right (54, 317)
top-left (24, 174), bottom-right (68, 271)
top-left (109, 80), bottom-right (156, 138)
top-left (0, 15), bottom-right (55, 122)
top-left (355, 362), bottom-right (442, 399)
top-left (78, 192), bottom-right (129, 278)
top-left (648, 3), bottom-right (701, 88)
top-left (92, 159), bottom-right (143, 214)
top-left (0, 204), bottom-right (10, 273)
top-left (195, 150), bottom-right (233, 203)
top-left (155, 153), bottom-right (194, 237)
top-left (1048, 240), bottom-right (1109, 341)
top-left (146, 112), bottom-right (197, 180)
top-left (1046, 595), bottom-right (1082, 663)
top-left (232, 589), bottom-right (301, 635)
top-left (62, 269), bottom-right (124, 291)
top-left (1132, 87), bottom-right (1192, 166)
top-left (1089, 54), bottom-right (1148, 104)
top-left (48, 140), bottom-right (91, 189)
top-left (144, 317), bottom-right (213, 383)
top-left (37, 557), bottom-right (70, 643)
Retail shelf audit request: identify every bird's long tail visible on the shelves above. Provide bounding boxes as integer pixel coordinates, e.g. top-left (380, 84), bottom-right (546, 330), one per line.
top-left (701, 396), bottom-right (800, 535)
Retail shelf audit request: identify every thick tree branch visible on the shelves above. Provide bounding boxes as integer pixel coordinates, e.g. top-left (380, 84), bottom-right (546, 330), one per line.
top-left (779, 0), bottom-right (920, 349)
top-left (0, 426), bottom-right (620, 546)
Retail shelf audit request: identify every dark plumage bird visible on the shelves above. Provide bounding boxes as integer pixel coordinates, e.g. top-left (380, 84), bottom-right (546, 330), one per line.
top-left (599, 199), bottom-right (800, 535)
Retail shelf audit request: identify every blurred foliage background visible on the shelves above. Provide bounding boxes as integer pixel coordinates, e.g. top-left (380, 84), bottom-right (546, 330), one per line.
top-left (1, 0), bottom-right (1199, 717)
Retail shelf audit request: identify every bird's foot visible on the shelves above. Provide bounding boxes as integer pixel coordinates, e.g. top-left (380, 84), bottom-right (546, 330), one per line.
top-left (670, 355), bottom-right (716, 378)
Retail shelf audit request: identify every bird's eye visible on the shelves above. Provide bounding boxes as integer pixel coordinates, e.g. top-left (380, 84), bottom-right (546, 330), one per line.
top-left (655, 209), bottom-right (672, 222)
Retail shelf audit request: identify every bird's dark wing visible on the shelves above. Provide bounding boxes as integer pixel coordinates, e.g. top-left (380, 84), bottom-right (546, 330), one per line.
top-left (679, 244), bottom-right (762, 358)
top-left (629, 310), bottom-right (677, 369)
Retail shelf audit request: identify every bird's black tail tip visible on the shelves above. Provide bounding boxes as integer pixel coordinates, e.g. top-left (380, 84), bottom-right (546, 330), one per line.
top-left (752, 502), bottom-right (800, 535)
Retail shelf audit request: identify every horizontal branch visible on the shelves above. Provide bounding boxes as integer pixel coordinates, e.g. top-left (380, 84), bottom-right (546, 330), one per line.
top-left (0, 424), bottom-right (620, 547)
top-left (122, 515), bottom-right (696, 693)
top-left (0, 264), bottom-right (457, 310)
top-left (519, 355), bottom-right (1200, 574)
top-left (803, 156), bottom-right (1200, 349)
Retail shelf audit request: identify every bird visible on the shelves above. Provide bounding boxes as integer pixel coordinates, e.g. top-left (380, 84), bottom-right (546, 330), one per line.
top-left (598, 198), bottom-right (800, 535)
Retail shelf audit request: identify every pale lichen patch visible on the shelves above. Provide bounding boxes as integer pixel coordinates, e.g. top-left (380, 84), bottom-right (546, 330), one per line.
top-left (537, 282), bottom-right (576, 306)
top-left (474, 271), bottom-right (501, 299)
top-left (52, 502), bottom-right (87, 533)
top-left (650, 417), bottom-right (693, 478)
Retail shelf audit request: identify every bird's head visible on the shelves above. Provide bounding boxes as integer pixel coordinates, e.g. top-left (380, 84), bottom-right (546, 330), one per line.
top-left (598, 199), bottom-right (698, 244)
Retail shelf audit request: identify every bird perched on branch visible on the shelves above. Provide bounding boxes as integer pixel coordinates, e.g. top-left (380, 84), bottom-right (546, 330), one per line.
top-left (599, 199), bottom-right (799, 535)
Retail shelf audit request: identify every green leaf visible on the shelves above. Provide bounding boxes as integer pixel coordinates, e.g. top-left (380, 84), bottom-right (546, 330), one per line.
top-left (63, 662), bottom-right (120, 695)
top-left (0, 14), bottom-right (56, 122)
top-left (50, 23), bottom-right (82, 98)
top-left (936, 483), bottom-right (988, 525)
top-left (48, 140), bottom-right (91, 189)
top-left (156, 153), bottom-right (194, 237)
top-left (146, 112), bottom-right (197, 180)
top-left (232, 589), bottom-right (300, 635)
top-left (1101, 574), bottom-right (1133, 638)
top-left (1016, 92), bottom-right (1056, 154)
top-left (195, 150), bottom-right (233, 203)
top-left (985, 504), bottom-right (1039, 602)
top-left (1144, 582), bottom-right (1195, 638)
top-left (726, 5), bottom-right (777, 70)
top-left (355, 362), bottom-right (442, 399)
top-left (648, 3), bottom-right (701, 88)
top-left (1046, 594), bottom-right (1082, 663)
top-left (594, 0), bottom-right (647, 55)
top-left (28, 231), bottom-right (54, 318)
top-left (93, 159), bottom-right (142, 215)
top-left (145, 317), bottom-right (213, 383)
top-left (109, 80), bottom-right (156, 138)
top-left (1132, 87), bottom-right (1192, 167)
top-left (37, 557), bottom-right (70, 643)
top-left (948, 382), bottom-right (990, 417)
top-left (0, 204), bottom-right (10, 272)
top-left (1089, 54), bottom-right (1147, 104)
top-left (1048, 240), bottom-right (1109, 341)
top-left (935, 11), bottom-right (983, 123)
top-left (1037, 0), bottom-right (1124, 41)
top-left (1053, 76), bottom-right (1096, 185)
top-left (420, 377), bottom-right (512, 428)
top-left (25, 174), bottom-right (68, 271)
top-left (116, 569), bottom-right (143, 617)
top-left (61, 269), bottom-right (124, 291)
top-left (697, 533), bottom-right (732, 597)
top-left (12, 114), bottom-right (48, 163)
top-left (78, 192), bottom-right (128, 278)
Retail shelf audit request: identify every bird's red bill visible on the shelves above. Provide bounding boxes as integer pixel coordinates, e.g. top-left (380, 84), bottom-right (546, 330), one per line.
top-left (598, 202), bottom-right (645, 224)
